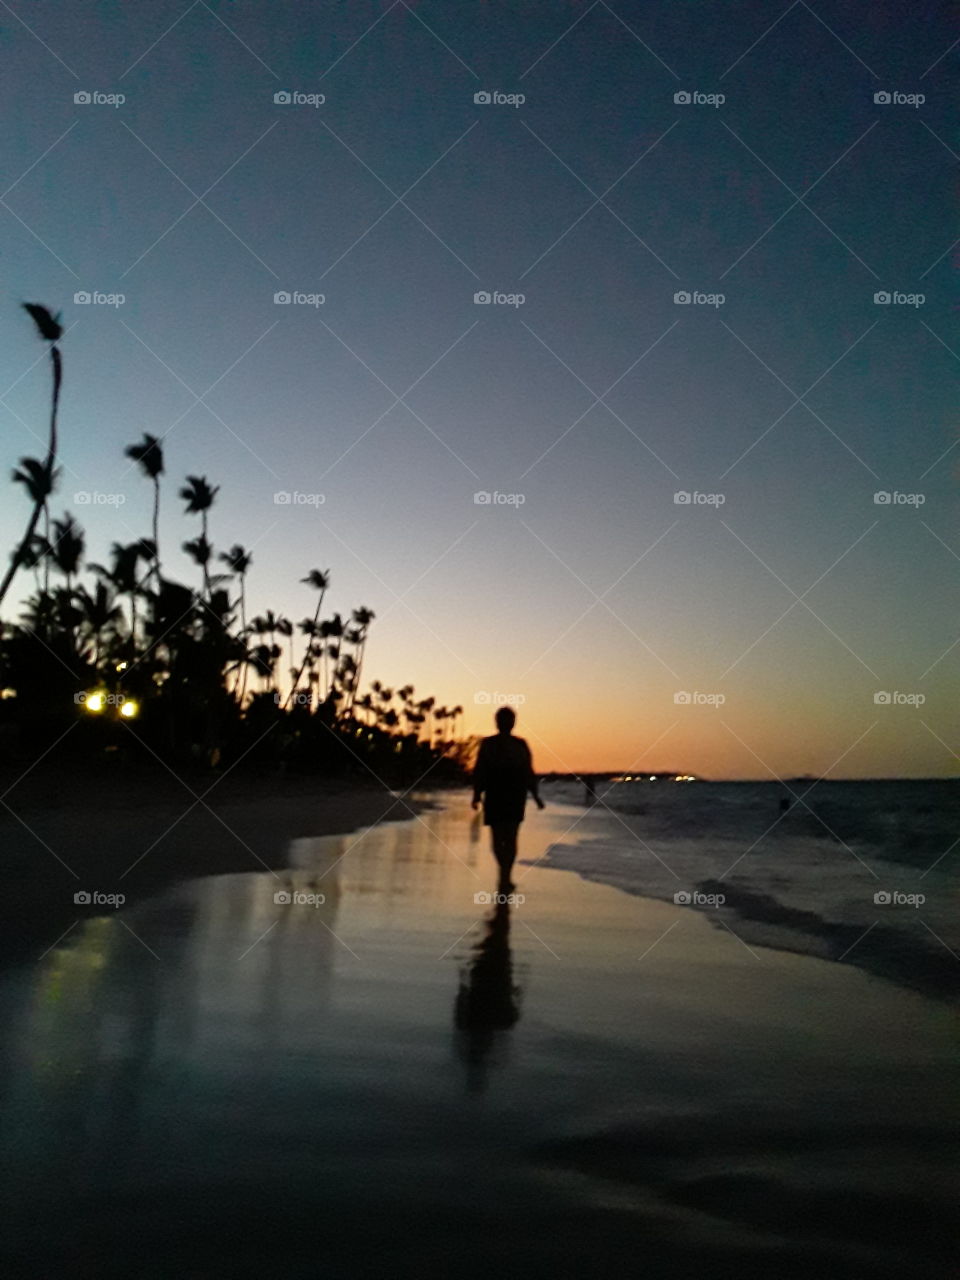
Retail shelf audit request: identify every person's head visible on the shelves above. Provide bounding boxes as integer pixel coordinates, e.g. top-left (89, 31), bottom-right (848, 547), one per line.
top-left (494, 706), bottom-right (516, 734)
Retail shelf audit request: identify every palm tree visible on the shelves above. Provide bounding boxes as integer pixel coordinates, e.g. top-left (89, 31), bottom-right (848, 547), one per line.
top-left (125, 433), bottom-right (164, 584)
top-left (287, 569), bottom-right (329, 706)
top-left (182, 535), bottom-right (213, 598)
top-left (178, 475), bottom-right (219, 596)
top-left (219, 544), bottom-right (252, 703)
top-left (0, 305), bottom-right (63, 610)
top-left (91, 541), bottom-right (151, 654)
top-left (347, 606), bottom-right (375, 712)
top-left (49, 513), bottom-right (85, 590)
top-left (74, 580), bottom-right (123, 669)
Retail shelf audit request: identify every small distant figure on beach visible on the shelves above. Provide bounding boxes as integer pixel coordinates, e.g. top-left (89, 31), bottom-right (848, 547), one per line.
top-left (583, 774), bottom-right (597, 805)
top-left (472, 707), bottom-right (544, 889)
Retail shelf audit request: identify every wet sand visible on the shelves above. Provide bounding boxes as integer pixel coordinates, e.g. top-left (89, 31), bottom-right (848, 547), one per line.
top-left (0, 769), bottom-right (421, 959)
top-left (0, 796), bottom-right (955, 1278)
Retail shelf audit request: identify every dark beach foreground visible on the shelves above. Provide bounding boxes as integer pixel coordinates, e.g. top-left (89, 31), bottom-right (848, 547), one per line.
top-left (0, 794), bottom-right (956, 1278)
top-left (0, 764), bottom-right (422, 961)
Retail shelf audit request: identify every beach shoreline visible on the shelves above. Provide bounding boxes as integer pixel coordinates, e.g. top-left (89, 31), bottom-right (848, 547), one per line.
top-left (0, 766), bottom-right (430, 959)
top-left (536, 793), bottom-right (959, 1005)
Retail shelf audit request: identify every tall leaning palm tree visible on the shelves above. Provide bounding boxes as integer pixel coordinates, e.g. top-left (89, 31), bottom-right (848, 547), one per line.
top-left (178, 475), bottom-right (219, 597)
top-left (287, 569), bottom-right (329, 706)
top-left (0, 304), bottom-right (63, 609)
top-left (125, 433), bottom-right (164, 585)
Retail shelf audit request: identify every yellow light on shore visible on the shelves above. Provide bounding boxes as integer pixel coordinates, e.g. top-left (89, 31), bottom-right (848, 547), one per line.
top-left (84, 691), bottom-right (106, 713)
top-left (119, 699), bottom-right (139, 719)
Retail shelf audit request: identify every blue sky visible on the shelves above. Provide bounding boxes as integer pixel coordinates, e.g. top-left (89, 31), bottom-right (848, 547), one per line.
top-left (0, 0), bottom-right (956, 775)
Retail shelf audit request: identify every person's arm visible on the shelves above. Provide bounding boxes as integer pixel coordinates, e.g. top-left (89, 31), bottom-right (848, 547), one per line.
top-left (524, 741), bottom-right (545, 809)
top-left (471, 740), bottom-right (487, 809)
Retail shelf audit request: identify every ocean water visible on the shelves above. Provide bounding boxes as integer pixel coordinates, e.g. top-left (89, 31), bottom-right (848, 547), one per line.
top-left (537, 779), bottom-right (959, 998)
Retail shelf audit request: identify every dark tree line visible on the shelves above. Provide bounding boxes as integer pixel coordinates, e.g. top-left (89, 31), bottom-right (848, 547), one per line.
top-left (0, 304), bottom-right (467, 780)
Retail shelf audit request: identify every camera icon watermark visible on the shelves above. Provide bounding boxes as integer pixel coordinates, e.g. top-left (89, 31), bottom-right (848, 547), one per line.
top-left (873, 889), bottom-right (924, 906)
top-left (274, 90), bottom-right (325, 107)
top-left (474, 690), bottom-right (525, 706)
top-left (873, 690), bottom-right (925, 707)
top-left (276, 691), bottom-right (315, 707)
top-left (74, 491), bottom-right (126, 506)
top-left (873, 290), bottom-right (924, 307)
top-left (273, 491), bottom-right (325, 506)
top-left (873, 490), bottom-right (924, 506)
top-left (673, 889), bottom-right (725, 906)
top-left (74, 889), bottom-right (125, 907)
top-left (274, 888), bottom-right (326, 907)
top-left (473, 490), bottom-right (525, 506)
top-left (674, 490), bottom-right (725, 506)
top-left (474, 289), bottom-right (525, 307)
top-left (74, 90), bottom-right (125, 107)
top-left (673, 90), bottom-right (724, 107)
top-left (474, 891), bottom-right (525, 905)
top-left (674, 290), bottom-right (725, 307)
top-left (674, 691), bottom-right (725, 706)
top-left (74, 290), bottom-right (125, 307)
top-left (274, 290), bottom-right (324, 307)
top-left (473, 90), bottom-right (525, 107)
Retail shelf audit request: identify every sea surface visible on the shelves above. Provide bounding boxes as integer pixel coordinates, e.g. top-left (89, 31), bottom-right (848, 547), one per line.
top-left (538, 779), bottom-right (959, 999)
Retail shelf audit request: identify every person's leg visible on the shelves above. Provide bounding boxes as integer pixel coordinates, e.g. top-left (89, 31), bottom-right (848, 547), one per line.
top-left (490, 824), bottom-right (512, 883)
top-left (492, 824), bottom-right (519, 887)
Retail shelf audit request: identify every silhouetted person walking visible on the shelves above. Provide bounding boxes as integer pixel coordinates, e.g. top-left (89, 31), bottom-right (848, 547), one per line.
top-left (471, 706), bottom-right (543, 889)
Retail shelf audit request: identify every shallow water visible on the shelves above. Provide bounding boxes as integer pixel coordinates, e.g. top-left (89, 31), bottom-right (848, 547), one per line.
top-left (0, 798), bottom-right (955, 1278)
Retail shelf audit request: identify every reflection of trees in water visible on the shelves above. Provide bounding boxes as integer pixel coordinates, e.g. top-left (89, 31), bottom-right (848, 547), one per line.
top-left (454, 901), bottom-right (522, 1093)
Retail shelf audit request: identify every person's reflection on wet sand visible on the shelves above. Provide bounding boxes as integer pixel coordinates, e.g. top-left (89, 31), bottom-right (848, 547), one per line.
top-left (454, 899), bottom-right (521, 1093)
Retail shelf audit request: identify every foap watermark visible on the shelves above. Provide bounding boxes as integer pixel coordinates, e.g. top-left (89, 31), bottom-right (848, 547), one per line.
top-left (874, 490), bottom-right (925, 506)
top-left (674, 290), bottom-right (725, 307)
top-left (274, 290), bottom-right (325, 307)
top-left (474, 290), bottom-right (525, 308)
top-left (74, 691), bottom-right (127, 706)
top-left (474, 691), bottom-right (526, 707)
top-left (74, 90), bottom-right (125, 107)
top-left (674, 490), bottom-right (725, 506)
top-left (674, 90), bottom-right (725, 107)
top-left (274, 889), bottom-right (326, 907)
top-left (874, 90), bottom-right (924, 108)
top-left (874, 890), bottom-right (925, 906)
top-left (474, 90), bottom-right (525, 107)
top-left (874, 291), bottom-right (924, 307)
top-left (674, 889), bottom-right (726, 906)
top-left (274, 491), bottom-right (325, 506)
top-left (474, 891), bottom-right (525, 905)
top-left (474, 490), bottom-right (525, 506)
top-left (74, 890), bottom-right (125, 907)
top-left (275, 691), bottom-right (315, 707)
top-left (874, 691), bottom-right (925, 707)
top-left (674, 691), bottom-right (726, 706)
top-left (74, 291), bottom-right (125, 308)
top-left (274, 90), bottom-right (325, 107)
top-left (74, 490), bottom-right (126, 506)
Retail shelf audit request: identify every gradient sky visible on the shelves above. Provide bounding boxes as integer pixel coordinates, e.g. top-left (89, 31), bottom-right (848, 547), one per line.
top-left (0, 0), bottom-right (956, 777)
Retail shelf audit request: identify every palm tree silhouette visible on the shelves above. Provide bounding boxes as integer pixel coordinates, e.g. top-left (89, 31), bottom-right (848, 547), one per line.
top-left (287, 569), bottom-right (329, 706)
top-left (219, 544), bottom-right (252, 704)
top-left (0, 305), bottom-right (63, 609)
top-left (347, 606), bottom-right (375, 713)
top-left (74, 579), bottom-right (123, 669)
top-left (178, 475), bottom-right (219, 597)
top-left (125, 433), bottom-right (164, 585)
